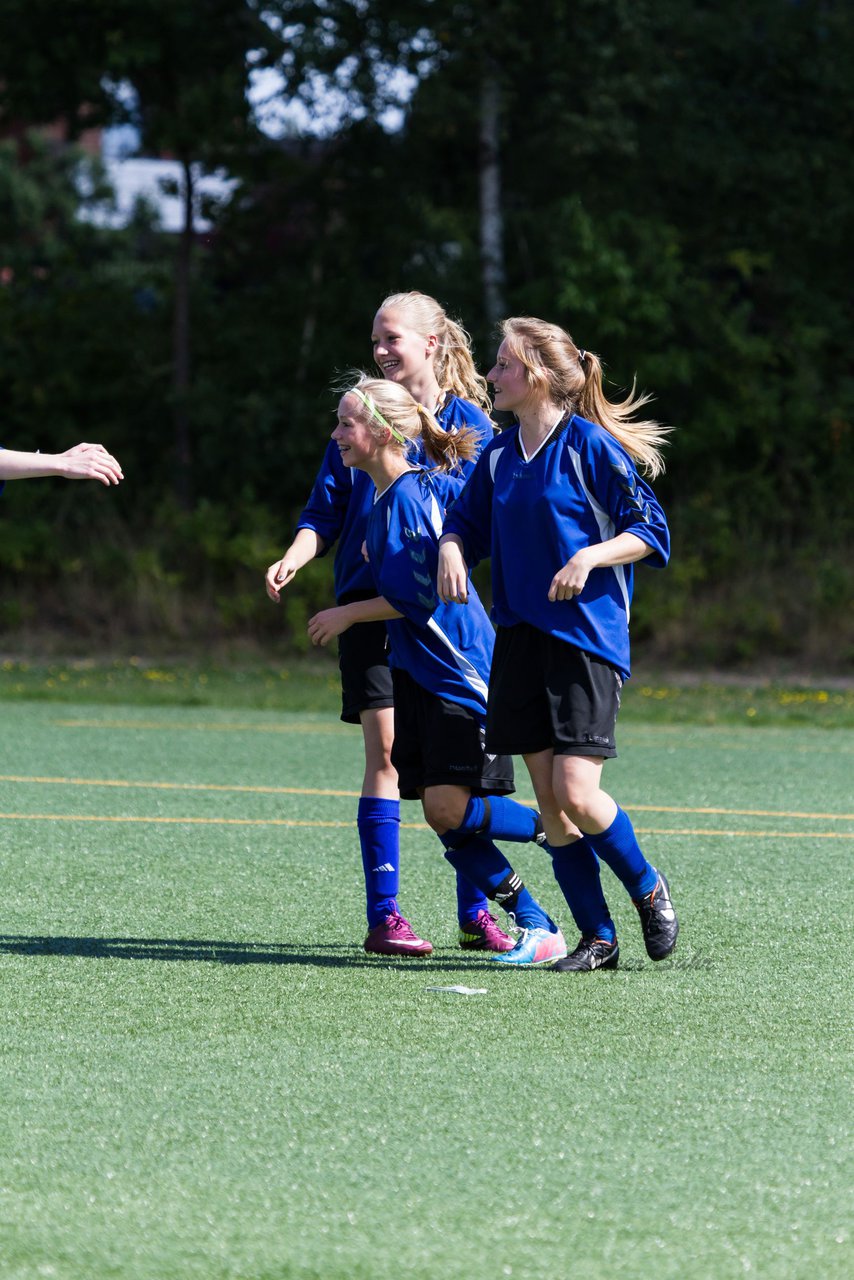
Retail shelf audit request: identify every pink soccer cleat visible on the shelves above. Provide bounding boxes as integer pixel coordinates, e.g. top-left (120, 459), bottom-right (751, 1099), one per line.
top-left (364, 912), bottom-right (433, 957)
top-left (458, 910), bottom-right (516, 952)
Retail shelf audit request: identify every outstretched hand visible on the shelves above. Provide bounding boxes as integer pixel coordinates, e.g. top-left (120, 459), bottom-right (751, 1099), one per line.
top-left (59, 443), bottom-right (123, 485)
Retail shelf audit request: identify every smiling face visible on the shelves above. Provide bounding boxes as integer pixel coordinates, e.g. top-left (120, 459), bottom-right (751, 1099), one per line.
top-left (331, 394), bottom-right (380, 471)
top-left (486, 340), bottom-right (532, 415)
top-left (371, 308), bottom-right (438, 387)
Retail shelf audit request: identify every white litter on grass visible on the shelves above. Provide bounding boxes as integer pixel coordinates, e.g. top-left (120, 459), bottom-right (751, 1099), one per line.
top-left (425, 985), bottom-right (488, 995)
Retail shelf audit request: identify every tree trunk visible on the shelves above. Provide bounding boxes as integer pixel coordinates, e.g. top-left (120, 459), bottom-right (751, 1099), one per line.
top-left (296, 251), bottom-right (325, 387)
top-left (173, 156), bottom-right (194, 510)
top-left (479, 66), bottom-right (505, 326)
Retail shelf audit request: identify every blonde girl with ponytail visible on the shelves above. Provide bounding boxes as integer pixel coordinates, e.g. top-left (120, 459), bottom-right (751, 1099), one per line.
top-left (371, 291), bottom-right (494, 437)
top-left (438, 317), bottom-right (680, 973)
top-left (491, 315), bottom-right (670, 476)
top-left (307, 377), bottom-right (568, 969)
top-left (327, 376), bottom-right (480, 475)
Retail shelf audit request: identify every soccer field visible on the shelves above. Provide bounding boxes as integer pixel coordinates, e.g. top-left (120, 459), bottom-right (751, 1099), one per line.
top-left (1, 701), bottom-right (852, 1280)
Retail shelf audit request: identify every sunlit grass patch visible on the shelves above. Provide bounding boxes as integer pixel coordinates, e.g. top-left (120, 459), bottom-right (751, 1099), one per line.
top-left (625, 678), bottom-right (853, 727)
top-left (0, 700), bottom-right (851, 1279)
top-left (1, 657), bottom-right (851, 725)
top-left (0, 656), bottom-right (342, 712)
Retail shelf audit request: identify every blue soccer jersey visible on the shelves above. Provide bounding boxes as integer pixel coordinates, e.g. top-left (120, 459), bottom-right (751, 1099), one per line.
top-left (296, 440), bottom-right (375, 599)
top-left (366, 468), bottom-right (496, 719)
top-left (442, 415), bottom-right (670, 678)
top-left (296, 395), bottom-right (493, 601)
top-left (433, 396), bottom-right (494, 453)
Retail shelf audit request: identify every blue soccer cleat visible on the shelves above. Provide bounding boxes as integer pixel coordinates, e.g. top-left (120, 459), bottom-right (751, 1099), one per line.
top-left (491, 926), bottom-right (567, 967)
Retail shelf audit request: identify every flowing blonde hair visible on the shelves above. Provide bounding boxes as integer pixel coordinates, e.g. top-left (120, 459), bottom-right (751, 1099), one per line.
top-left (377, 291), bottom-right (492, 414)
top-left (340, 375), bottom-right (479, 474)
top-left (500, 317), bottom-right (671, 478)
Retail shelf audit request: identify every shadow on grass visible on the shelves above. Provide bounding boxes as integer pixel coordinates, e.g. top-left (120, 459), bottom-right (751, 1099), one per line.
top-left (0, 933), bottom-right (502, 970)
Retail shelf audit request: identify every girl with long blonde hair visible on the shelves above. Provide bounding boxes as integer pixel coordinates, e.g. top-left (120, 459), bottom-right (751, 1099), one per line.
top-left (307, 377), bottom-right (567, 968)
top-left (265, 300), bottom-right (508, 957)
top-left (438, 317), bottom-right (680, 971)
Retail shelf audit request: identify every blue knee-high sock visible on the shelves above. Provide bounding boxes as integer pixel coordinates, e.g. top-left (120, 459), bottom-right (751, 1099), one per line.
top-left (358, 797), bottom-right (400, 928)
top-left (449, 795), bottom-right (539, 843)
top-left (584, 806), bottom-right (658, 900)
top-left (546, 837), bottom-right (616, 943)
top-left (440, 833), bottom-right (555, 932)
top-left (453, 864), bottom-right (491, 925)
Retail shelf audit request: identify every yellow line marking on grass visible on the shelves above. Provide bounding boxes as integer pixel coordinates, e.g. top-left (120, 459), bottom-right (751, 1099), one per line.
top-left (633, 828), bottom-right (853, 839)
top-left (0, 775), bottom-right (357, 799)
top-left (0, 813), bottom-right (852, 838)
top-left (0, 813), bottom-right (381, 829)
top-left (1, 776), bottom-right (851, 824)
top-left (626, 802), bottom-right (854, 821)
top-left (52, 719), bottom-right (347, 734)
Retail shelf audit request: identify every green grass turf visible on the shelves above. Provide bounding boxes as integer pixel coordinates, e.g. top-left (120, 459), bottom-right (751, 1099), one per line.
top-left (1, 701), bottom-right (852, 1279)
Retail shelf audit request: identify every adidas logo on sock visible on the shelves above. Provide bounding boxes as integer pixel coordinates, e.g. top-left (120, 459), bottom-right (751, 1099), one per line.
top-left (372, 863), bottom-right (396, 873)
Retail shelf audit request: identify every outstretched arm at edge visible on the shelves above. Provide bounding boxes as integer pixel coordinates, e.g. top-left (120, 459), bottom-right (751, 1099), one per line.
top-left (0, 443), bottom-right (122, 485)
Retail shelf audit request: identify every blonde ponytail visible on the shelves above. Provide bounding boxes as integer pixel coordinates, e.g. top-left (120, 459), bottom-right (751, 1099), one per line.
top-left (501, 317), bottom-right (672, 478)
top-left (341, 374), bottom-right (478, 474)
top-left (414, 401), bottom-right (479, 473)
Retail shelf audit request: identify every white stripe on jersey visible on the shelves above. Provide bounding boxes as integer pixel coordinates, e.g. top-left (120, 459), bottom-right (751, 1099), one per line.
top-left (427, 491), bottom-right (444, 538)
top-left (488, 445), bottom-right (506, 482)
top-left (426, 617), bottom-right (489, 705)
top-left (566, 445), bottom-right (631, 621)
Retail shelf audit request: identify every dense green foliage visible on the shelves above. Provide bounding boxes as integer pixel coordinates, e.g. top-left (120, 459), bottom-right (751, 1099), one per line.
top-left (0, 0), bottom-right (851, 667)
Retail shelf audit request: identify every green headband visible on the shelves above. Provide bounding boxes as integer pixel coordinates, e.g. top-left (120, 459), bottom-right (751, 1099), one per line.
top-left (350, 387), bottom-right (408, 445)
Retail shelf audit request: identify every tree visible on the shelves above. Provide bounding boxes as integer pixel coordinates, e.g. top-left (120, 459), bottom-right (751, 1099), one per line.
top-left (0, 0), bottom-right (283, 508)
top-left (264, 0), bottom-right (517, 322)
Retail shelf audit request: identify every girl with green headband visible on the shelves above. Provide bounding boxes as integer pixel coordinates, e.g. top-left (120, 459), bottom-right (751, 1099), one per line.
top-left (308, 377), bottom-right (567, 968)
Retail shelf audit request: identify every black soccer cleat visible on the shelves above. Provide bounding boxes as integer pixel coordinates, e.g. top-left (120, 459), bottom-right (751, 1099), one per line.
top-left (633, 870), bottom-right (679, 960)
top-left (553, 935), bottom-right (619, 972)
top-left (533, 812), bottom-right (548, 846)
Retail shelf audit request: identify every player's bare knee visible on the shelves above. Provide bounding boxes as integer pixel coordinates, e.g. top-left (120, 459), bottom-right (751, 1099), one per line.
top-left (558, 786), bottom-right (599, 827)
top-left (422, 794), bottom-right (466, 834)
